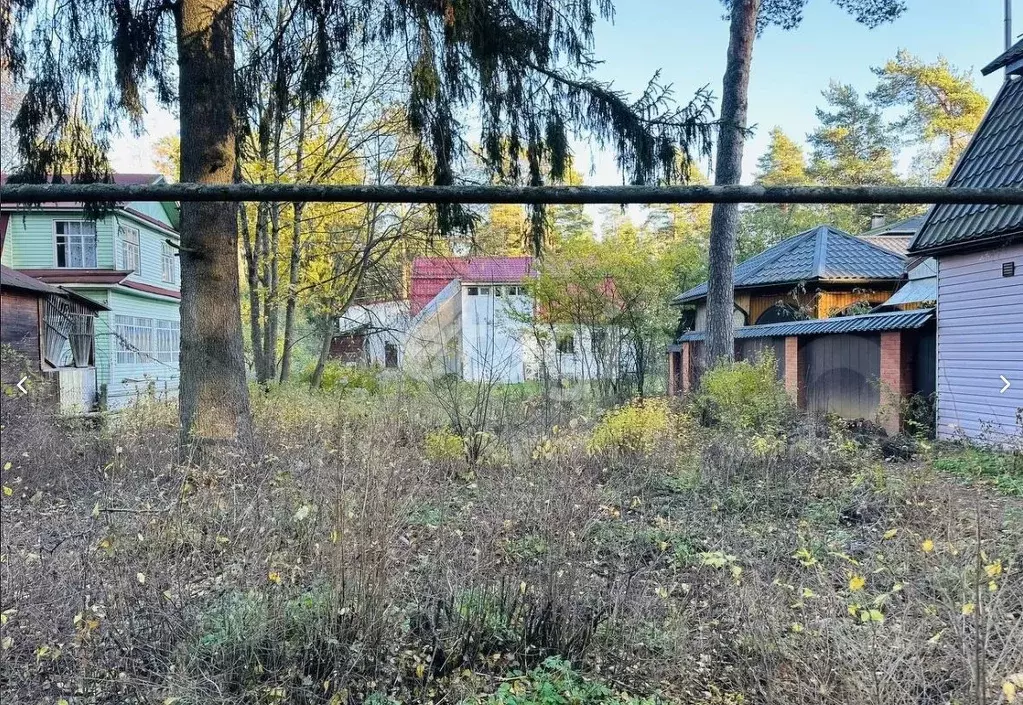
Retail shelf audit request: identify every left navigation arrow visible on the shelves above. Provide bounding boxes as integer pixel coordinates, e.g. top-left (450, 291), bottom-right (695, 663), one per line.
top-left (16, 377), bottom-right (28, 395)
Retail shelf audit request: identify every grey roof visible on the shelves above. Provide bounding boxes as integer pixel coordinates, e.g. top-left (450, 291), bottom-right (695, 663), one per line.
top-left (982, 38), bottom-right (1023, 75)
top-left (882, 277), bottom-right (936, 307)
top-left (678, 308), bottom-right (934, 342)
top-left (858, 214), bottom-right (927, 238)
top-left (675, 225), bottom-right (907, 303)
top-left (1, 264), bottom-right (58, 295)
top-left (908, 77), bottom-right (1023, 254)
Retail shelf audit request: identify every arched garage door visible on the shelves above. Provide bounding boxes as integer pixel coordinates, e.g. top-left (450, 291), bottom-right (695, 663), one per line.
top-left (802, 334), bottom-right (881, 419)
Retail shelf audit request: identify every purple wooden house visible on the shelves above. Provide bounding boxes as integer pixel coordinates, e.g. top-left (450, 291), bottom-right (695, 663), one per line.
top-left (907, 39), bottom-right (1023, 445)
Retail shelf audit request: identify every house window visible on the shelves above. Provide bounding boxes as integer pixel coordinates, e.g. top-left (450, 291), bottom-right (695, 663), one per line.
top-left (467, 286), bottom-right (479, 296)
top-left (478, 286), bottom-right (491, 296)
top-left (119, 225), bottom-right (141, 273)
top-left (556, 332), bottom-right (575, 355)
top-left (154, 320), bottom-right (180, 363)
top-left (495, 286), bottom-right (503, 297)
top-left (162, 242), bottom-right (179, 283)
top-left (115, 315), bottom-right (153, 364)
top-left (1003, 262), bottom-right (1016, 277)
top-left (55, 221), bottom-right (97, 268)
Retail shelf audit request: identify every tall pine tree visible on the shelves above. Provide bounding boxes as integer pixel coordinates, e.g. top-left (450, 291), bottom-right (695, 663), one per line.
top-left (3, 0), bottom-right (715, 449)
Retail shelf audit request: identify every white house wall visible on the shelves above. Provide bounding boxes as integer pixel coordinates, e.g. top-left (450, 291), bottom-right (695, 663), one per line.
top-left (460, 285), bottom-right (531, 383)
top-left (404, 280), bottom-right (463, 378)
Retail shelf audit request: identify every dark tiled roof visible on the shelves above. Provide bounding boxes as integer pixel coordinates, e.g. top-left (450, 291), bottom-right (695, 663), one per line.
top-left (678, 308), bottom-right (933, 342)
top-left (858, 214), bottom-right (927, 237)
top-left (674, 225), bottom-right (906, 303)
top-left (908, 77), bottom-right (1023, 254)
top-left (982, 38), bottom-right (1023, 75)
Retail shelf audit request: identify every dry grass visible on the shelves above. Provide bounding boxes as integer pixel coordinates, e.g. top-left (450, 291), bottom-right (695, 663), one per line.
top-left (1, 383), bottom-right (1021, 704)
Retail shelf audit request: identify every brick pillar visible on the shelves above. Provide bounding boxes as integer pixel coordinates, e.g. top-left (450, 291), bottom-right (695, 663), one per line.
top-left (681, 342), bottom-right (692, 394)
top-left (667, 350), bottom-right (678, 396)
top-left (782, 336), bottom-right (801, 405)
top-left (879, 331), bottom-right (912, 435)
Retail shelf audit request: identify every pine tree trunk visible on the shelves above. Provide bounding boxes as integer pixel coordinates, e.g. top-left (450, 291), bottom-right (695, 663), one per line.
top-left (279, 101), bottom-right (307, 384)
top-left (705, 0), bottom-right (759, 365)
top-left (176, 0), bottom-right (252, 449)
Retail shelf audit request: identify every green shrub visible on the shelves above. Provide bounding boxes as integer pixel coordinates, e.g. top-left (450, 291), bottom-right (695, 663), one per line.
top-left (695, 354), bottom-right (791, 433)
top-left (587, 398), bottom-right (673, 457)
top-left (301, 361), bottom-right (383, 394)
top-left (479, 656), bottom-right (658, 704)
top-left (425, 428), bottom-right (466, 463)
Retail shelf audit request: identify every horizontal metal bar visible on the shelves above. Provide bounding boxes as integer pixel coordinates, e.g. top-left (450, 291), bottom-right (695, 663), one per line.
top-left (1, 182), bottom-right (1022, 205)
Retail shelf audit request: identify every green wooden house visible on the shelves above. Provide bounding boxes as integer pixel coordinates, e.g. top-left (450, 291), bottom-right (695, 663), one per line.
top-left (1, 173), bottom-right (181, 409)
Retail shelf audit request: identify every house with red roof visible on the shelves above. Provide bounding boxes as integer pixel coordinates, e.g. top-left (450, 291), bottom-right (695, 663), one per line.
top-left (402, 255), bottom-right (624, 383)
top-left (1, 172), bottom-right (181, 409)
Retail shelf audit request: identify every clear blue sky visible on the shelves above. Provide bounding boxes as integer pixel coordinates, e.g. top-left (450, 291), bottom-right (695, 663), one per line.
top-left (114, 0), bottom-right (1018, 185)
top-left (572, 0), bottom-right (1018, 184)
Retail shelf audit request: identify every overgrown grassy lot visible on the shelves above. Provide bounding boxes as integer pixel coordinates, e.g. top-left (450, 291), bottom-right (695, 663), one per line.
top-left (1, 362), bottom-right (1021, 704)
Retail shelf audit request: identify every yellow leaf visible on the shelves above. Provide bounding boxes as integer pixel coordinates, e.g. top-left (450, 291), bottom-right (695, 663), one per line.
top-left (927, 629), bottom-right (944, 644)
top-left (1, 486), bottom-right (11, 497)
top-left (962, 602), bottom-right (976, 616)
top-left (985, 561), bottom-right (1003, 578)
top-left (882, 528), bottom-right (898, 540)
top-left (860, 609), bottom-right (884, 623)
top-left (2, 461), bottom-right (11, 471)
top-left (849, 574), bottom-right (866, 592)
top-left (789, 622), bottom-right (804, 633)
top-left (416, 663), bottom-right (425, 678)
top-left (0, 636), bottom-right (12, 650)
top-left (921, 538), bottom-right (934, 553)
top-left (1004, 681), bottom-right (1017, 703)
top-left (268, 571), bottom-right (282, 585)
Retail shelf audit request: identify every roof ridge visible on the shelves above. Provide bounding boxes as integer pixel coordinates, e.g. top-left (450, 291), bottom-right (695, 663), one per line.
top-left (812, 226), bottom-right (830, 278)
top-left (735, 228), bottom-right (817, 286)
top-left (831, 226), bottom-right (907, 262)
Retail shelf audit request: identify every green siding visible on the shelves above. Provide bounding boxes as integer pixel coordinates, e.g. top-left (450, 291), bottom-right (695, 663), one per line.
top-left (113, 213), bottom-right (181, 292)
top-left (125, 200), bottom-right (177, 229)
top-left (99, 289), bottom-right (180, 408)
top-left (2, 210), bottom-right (116, 268)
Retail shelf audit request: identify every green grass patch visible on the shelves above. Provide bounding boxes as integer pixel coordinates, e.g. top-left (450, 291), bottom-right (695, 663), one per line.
top-left (932, 447), bottom-right (1023, 496)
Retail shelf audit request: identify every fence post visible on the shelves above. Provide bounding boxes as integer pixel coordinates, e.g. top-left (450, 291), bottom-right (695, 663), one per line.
top-left (681, 342), bottom-right (692, 394)
top-left (783, 336), bottom-right (801, 405)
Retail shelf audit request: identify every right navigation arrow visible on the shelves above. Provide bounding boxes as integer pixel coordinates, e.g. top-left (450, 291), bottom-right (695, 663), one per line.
top-left (1000, 375), bottom-right (1011, 394)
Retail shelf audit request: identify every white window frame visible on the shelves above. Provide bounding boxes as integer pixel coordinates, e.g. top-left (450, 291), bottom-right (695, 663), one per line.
top-left (115, 315), bottom-right (154, 365)
top-left (119, 224), bottom-right (141, 273)
top-left (154, 320), bottom-right (180, 363)
top-left (161, 241), bottom-right (179, 284)
top-left (54, 220), bottom-right (98, 268)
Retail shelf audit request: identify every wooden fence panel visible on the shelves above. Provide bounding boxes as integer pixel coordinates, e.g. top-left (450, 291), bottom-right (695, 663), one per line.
top-left (736, 338), bottom-right (786, 381)
top-left (802, 334), bottom-right (881, 420)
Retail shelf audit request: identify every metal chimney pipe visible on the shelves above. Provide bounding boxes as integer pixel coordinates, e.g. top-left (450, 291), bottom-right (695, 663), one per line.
top-left (1007, 0), bottom-right (1014, 54)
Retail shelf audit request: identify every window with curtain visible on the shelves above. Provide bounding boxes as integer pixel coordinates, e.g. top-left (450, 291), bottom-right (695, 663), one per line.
top-left (115, 315), bottom-right (153, 364)
top-left (55, 221), bottom-right (97, 268)
top-left (154, 320), bottom-right (180, 363)
top-left (161, 242), bottom-right (178, 283)
top-left (119, 225), bottom-right (141, 272)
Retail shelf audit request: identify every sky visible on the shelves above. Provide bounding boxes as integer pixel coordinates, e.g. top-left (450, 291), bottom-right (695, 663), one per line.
top-left (108, 0), bottom-right (1019, 186)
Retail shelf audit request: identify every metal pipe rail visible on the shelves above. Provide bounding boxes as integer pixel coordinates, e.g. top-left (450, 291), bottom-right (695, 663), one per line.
top-left (2, 183), bottom-right (1022, 205)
